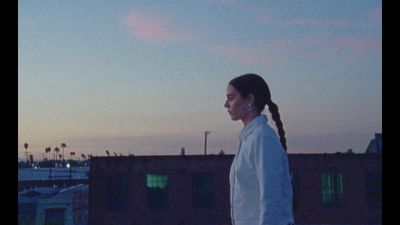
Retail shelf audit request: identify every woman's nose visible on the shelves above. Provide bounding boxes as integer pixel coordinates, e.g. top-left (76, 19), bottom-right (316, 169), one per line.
top-left (224, 100), bottom-right (229, 108)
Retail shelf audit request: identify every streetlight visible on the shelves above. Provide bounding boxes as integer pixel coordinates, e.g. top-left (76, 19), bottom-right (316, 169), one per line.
top-left (204, 131), bottom-right (210, 155)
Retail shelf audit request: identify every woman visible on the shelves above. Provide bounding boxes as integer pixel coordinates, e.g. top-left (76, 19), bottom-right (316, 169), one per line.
top-left (224, 73), bottom-right (295, 225)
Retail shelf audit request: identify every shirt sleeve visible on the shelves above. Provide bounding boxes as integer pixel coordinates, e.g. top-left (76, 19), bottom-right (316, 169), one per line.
top-left (253, 135), bottom-right (286, 225)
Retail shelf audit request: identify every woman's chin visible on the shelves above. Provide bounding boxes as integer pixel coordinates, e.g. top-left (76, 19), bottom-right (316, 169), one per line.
top-left (230, 115), bottom-right (240, 121)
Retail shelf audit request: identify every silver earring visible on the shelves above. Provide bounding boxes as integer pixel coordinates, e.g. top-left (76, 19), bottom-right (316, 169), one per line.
top-left (248, 104), bottom-right (252, 111)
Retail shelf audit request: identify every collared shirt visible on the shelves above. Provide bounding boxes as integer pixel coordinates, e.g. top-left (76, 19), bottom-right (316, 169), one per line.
top-left (229, 115), bottom-right (295, 225)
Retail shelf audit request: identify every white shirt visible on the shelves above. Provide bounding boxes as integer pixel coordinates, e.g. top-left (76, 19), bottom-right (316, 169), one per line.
top-left (229, 115), bottom-right (295, 225)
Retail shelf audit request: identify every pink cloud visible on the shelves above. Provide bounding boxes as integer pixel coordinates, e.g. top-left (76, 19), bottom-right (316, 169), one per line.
top-left (256, 13), bottom-right (273, 23)
top-left (206, 0), bottom-right (233, 4)
top-left (370, 7), bottom-right (382, 23)
top-left (210, 35), bottom-right (380, 67)
top-left (335, 37), bottom-right (381, 63)
top-left (284, 19), bottom-right (356, 28)
top-left (124, 11), bottom-right (192, 42)
top-left (210, 43), bottom-right (287, 67)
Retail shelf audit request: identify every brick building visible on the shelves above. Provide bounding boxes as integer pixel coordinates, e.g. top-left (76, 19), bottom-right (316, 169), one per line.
top-left (89, 152), bottom-right (381, 225)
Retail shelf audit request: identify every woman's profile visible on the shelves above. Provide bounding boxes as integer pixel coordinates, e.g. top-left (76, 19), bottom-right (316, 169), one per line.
top-left (224, 73), bottom-right (295, 225)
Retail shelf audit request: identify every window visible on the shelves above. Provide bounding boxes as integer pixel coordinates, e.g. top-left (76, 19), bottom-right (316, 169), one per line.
top-left (147, 174), bottom-right (169, 209)
top-left (44, 208), bottom-right (65, 225)
top-left (321, 172), bottom-right (343, 205)
top-left (192, 173), bottom-right (215, 208)
top-left (105, 173), bottom-right (129, 209)
top-left (290, 172), bottom-right (301, 212)
top-left (365, 171), bottom-right (382, 208)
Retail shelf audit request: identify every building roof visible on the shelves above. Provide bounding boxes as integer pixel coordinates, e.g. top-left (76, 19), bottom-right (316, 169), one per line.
top-left (18, 184), bottom-right (89, 204)
top-left (18, 187), bottom-right (60, 203)
top-left (18, 167), bottom-right (89, 181)
top-left (365, 133), bottom-right (382, 153)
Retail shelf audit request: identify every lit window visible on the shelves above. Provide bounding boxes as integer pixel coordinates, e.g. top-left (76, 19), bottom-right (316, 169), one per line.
top-left (147, 174), bottom-right (168, 189)
top-left (146, 174), bottom-right (169, 209)
top-left (321, 172), bottom-right (343, 205)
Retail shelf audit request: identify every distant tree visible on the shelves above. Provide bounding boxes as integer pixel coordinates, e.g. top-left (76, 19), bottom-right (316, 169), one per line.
top-left (61, 143), bottom-right (67, 161)
top-left (114, 152), bottom-right (118, 157)
top-left (81, 153), bottom-right (86, 159)
top-left (29, 154), bottom-right (34, 167)
top-left (219, 150), bottom-right (225, 155)
top-left (23, 142), bottom-right (29, 163)
top-left (54, 147), bottom-right (60, 161)
top-left (45, 147), bottom-right (51, 160)
top-left (69, 152), bottom-right (75, 160)
top-left (106, 150), bottom-right (110, 156)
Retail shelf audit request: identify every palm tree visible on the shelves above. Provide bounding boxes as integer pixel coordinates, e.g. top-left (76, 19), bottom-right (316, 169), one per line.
top-left (29, 154), bottom-right (34, 167)
top-left (70, 151), bottom-right (75, 160)
top-left (61, 143), bottom-right (67, 161)
top-left (23, 142), bottom-right (29, 163)
top-left (45, 147), bottom-right (51, 160)
top-left (54, 147), bottom-right (60, 161)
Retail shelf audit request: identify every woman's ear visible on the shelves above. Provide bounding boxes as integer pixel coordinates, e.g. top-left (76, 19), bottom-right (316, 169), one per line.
top-left (247, 93), bottom-right (255, 104)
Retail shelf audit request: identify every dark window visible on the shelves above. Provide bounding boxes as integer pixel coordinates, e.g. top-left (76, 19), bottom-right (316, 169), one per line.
top-left (365, 171), bottom-right (382, 208)
top-left (192, 173), bottom-right (215, 208)
top-left (321, 172), bottom-right (343, 205)
top-left (105, 173), bottom-right (129, 210)
top-left (290, 172), bottom-right (301, 213)
top-left (44, 208), bottom-right (65, 225)
top-left (146, 174), bottom-right (169, 209)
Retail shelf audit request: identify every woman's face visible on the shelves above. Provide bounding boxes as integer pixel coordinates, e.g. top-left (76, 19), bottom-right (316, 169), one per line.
top-left (224, 84), bottom-right (249, 121)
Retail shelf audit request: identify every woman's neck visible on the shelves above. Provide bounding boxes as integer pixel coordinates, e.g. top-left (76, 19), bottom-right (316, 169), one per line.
top-left (241, 111), bottom-right (260, 127)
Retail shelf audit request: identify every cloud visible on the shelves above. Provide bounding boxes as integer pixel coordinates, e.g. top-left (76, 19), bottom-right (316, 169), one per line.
top-left (284, 19), bottom-right (357, 28)
top-left (210, 35), bottom-right (380, 68)
top-left (206, 0), bottom-right (233, 5)
top-left (124, 11), bottom-right (193, 42)
top-left (335, 37), bottom-right (381, 64)
top-left (256, 13), bottom-right (273, 23)
top-left (369, 8), bottom-right (382, 27)
top-left (210, 43), bottom-right (288, 67)
top-left (370, 7), bottom-right (382, 24)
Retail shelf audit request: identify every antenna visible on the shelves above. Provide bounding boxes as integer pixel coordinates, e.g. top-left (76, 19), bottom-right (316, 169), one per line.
top-left (204, 131), bottom-right (210, 155)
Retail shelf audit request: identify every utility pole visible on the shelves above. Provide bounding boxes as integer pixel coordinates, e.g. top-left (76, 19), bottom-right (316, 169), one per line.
top-left (204, 131), bottom-right (210, 155)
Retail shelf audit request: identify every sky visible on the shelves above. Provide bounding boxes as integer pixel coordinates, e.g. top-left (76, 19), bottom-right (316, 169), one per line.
top-left (18, 0), bottom-right (382, 160)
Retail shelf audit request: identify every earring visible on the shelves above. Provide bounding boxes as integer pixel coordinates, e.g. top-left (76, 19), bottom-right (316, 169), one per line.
top-left (248, 104), bottom-right (252, 111)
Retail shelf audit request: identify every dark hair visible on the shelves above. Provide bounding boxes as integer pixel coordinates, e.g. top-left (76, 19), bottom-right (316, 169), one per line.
top-left (229, 73), bottom-right (287, 151)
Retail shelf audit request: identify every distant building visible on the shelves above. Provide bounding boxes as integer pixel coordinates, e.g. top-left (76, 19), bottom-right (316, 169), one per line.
top-left (89, 155), bottom-right (231, 225)
top-left (18, 167), bottom-right (89, 191)
top-left (89, 152), bottom-right (381, 225)
top-left (18, 184), bottom-right (89, 225)
top-left (18, 187), bottom-right (60, 225)
top-left (365, 133), bottom-right (382, 153)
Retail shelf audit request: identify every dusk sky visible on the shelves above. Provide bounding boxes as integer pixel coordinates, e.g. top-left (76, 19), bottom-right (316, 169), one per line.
top-left (18, 0), bottom-right (382, 160)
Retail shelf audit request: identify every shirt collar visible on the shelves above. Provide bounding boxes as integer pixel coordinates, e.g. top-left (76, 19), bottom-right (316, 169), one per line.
top-left (239, 114), bottom-right (268, 141)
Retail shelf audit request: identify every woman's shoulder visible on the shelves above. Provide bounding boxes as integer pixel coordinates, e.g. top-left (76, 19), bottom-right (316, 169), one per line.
top-left (251, 122), bottom-right (277, 139)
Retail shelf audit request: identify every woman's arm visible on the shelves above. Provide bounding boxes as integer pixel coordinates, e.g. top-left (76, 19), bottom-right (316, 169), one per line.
top-left (254, 136), bottom-right (286, 225)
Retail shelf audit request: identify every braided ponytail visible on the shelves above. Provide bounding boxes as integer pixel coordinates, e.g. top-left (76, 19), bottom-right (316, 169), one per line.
top-left (267, 100), bottom-right (287, 151)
